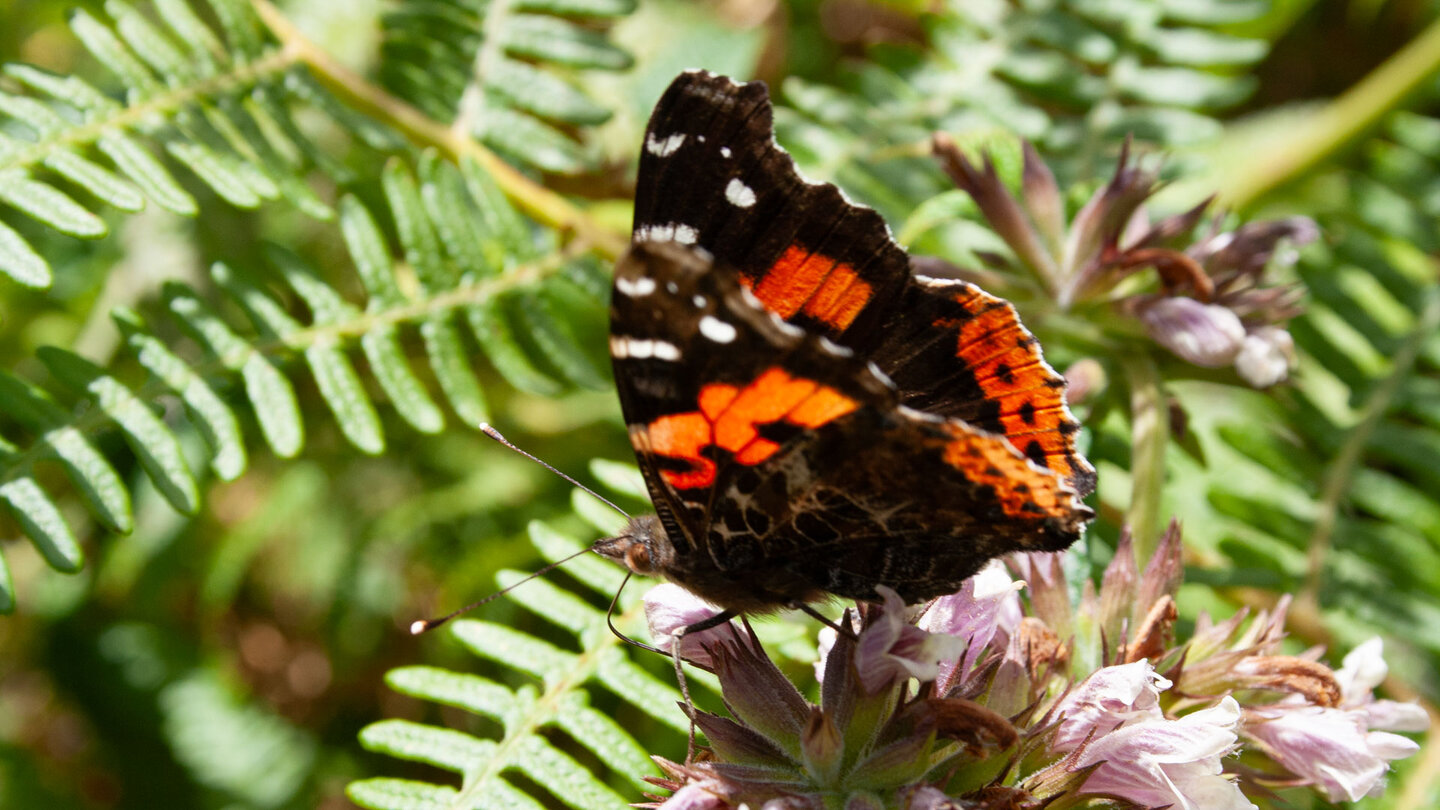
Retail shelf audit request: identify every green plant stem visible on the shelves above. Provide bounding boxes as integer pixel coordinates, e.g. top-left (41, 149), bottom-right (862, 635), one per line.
top-left (247, 0), bottom-right (629, 261)
top-left (1120, 352), bottom-right (1167, 564)
top-left (0, 49), bottom-right (295, 176)
top-left (1220, 14), bottom-right (1440, 210)
top-left (1299, 280), bottom-right (1440, 608)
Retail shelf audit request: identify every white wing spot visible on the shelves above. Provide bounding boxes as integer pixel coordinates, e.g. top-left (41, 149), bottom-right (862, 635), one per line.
top-left (725, 178), bottom-right (757, 208)
top-left (645, 132), bottom-right (686, 157)
top-left (699, 315), bottom-right (738, 343)
top-left (666, 281), bottom-right (679, 294)
top-left (636, 222), bottom-right (698, 245)
top-left (616, 276), bottom-right (657, 297)
top-left (770, 314), bottom-right (804, 337)
top-left (635, 224), bottom-right (674, 242)
top-left (692, 294), bottom-right (706, 308)
top-left (818, 336), bottom-right (854, 357)
top-left (612, 337), bottom-right (681, 361)
top-left (720, 147), bottom-right (733, 158)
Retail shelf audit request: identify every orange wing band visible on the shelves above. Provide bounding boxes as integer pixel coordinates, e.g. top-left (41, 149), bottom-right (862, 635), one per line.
top-left (941, 424), bottom-right (1072, 520)
top-left (643, 367), bottom-right (859, 489)
top-left (945, 286), bottom-right (1081, 482)
top-left (749, 245), bottom-right (872, 333)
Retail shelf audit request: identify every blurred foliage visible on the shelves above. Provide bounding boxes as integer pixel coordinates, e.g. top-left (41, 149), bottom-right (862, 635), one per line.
top-left (0, 0), bottom-right (1436, 808)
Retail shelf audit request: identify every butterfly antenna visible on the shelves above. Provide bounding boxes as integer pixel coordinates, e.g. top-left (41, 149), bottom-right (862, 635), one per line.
top-left (410, 545), bottom-right (597, 635)
top-left (479, 423), bottom-right (630, 518)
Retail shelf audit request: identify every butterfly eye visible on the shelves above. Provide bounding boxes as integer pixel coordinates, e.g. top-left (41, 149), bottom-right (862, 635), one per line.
top-left (624, 542), bottom-right (656, 574)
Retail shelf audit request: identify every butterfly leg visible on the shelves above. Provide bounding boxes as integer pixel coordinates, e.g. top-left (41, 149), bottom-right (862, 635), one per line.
top-left (793, 602), bottom-right (859, 641)
top-left (668, 610), bottom-right (741, 763)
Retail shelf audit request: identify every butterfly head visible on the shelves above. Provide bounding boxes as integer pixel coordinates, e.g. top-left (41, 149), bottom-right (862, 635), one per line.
top-left (595, 514), bottom-right (675, 576)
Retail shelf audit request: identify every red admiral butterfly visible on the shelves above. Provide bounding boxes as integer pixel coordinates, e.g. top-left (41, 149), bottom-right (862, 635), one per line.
top-left (598, 71), bottom-right (1095, 619)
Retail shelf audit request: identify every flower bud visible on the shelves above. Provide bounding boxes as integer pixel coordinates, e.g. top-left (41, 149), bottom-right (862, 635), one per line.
top-left (1232, 656), bottom-right (1341, 706)
top-left (1013, 617), bottom-right (1068, 681)
top-left (800, 707), bottom-right (843, 783)
top-left (1140, 297), bottom-right (1246, 367)
top-left (1234, 326), bottom-right (1296, 388)
top-left (1062, 358), bottom-right (1106, 405)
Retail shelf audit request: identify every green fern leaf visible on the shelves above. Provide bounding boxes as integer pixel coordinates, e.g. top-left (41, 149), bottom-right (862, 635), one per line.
top-left (467, 293), bottom-right (565, 396)
top-left (0, 148), bottom-right (613, 609)
top-left (380, 0), bottom-right (635, 172)
top-left (351, 520), bottom-right (683, 810)
top-left (349, 778), bottom-right (465, 810)
top-left (38, 347), bottom-right (201, 516)
top-left (0, 0), bottom-right (362, 287)
top-left (112, 307), bottom-right (249, 480)
top-left (0, 373), bottom-right (132, 538)
top-left (0, 219), bottom-right (50, 287)
top-left (0, 462), bottom-right (82, 584)
top-left (1196, 111), bottom-right (1440, 680)
top-left (164, 280), bottom-right (307, 458)
top-left (776, 0), bottom-right (1272, 226)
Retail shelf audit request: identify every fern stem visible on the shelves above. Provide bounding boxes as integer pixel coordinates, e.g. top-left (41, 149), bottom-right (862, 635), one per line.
top-left (0, 50), bottom-right (296, 175)
top-left (452, 0), bottom-right (513, 139)
top-left (1120, 351), bottom-right (1168, 563)
top-left (247, 0), bottom-right (628, 261)
top-left (1299, 279), bottom-right (1440, 608)
top-left (0, 249), bottom-right (569, 499)
top-left (453, 600), bottom-right (650, 807)
top-left (1219, 14), bottom-right (1440, 209)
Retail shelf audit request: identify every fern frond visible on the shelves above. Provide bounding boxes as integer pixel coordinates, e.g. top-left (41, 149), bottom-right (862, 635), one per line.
top-left (379, 0), bottom-right (637, 173)
top-left (0, 0), bottom-right (369, 288)
top-left (775, 0), bottom-right (1270, 224)
top-left (1197, 110), bottom-right (1440, 674)
top-left (349, 520), bottom-right (686, 810)
top-left (0, 157), bottom-right (608, 609)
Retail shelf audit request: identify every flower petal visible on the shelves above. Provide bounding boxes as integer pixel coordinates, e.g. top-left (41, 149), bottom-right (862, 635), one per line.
top-left (1140, 297), bottom-right (1246, 367)
top-left (1051, 660), bottom-right (1171, 752)
top-left (645, 584), bottom-right (736, 668)
top-left (1075, 698), bottom-right (1252, 810)
top-left (1235, 327), bottom-right (1295, 388)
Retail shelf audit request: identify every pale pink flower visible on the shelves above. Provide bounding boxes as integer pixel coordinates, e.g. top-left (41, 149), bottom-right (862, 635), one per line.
top-left (1139, 297), bottom-right (1246, 367)
top-left (1007, 551), bottom-right (1071, 634)
top-left (1074, 697), bottom-right (1256, 810)
top-left (1244, 638), bottom-right (1426, 802)
top-left (813, 625), bottom-right (838, 683)
top-left (853, 586), bottom-right (965, 694)
top-left (1245, 706), bottom-right (1415, 802)
top-left (657, 782), bottom-right (730, 810)
top-left (1334, 638), bottom-right (1430, 732)
top-left (919, 562), bottom-right (1023, 690)
top-left (1235, 326), bottom-right (1296, 388)
top-left (644, 584), bottom-right (738, 669)
top-left (904, 786), bottom-right (953, 810)
top-left (1050, 660), bottom-right (1170, 752)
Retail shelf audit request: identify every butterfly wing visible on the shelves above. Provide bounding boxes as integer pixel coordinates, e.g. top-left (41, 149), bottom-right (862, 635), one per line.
top-left (610, 241), bottom-right (1091, 611)
top-left (633, 70), bottom-right (1094, 497)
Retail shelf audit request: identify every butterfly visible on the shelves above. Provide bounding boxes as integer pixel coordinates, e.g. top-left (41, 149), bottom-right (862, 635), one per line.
top-left (596, 70), bottom-right (1094, 624)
